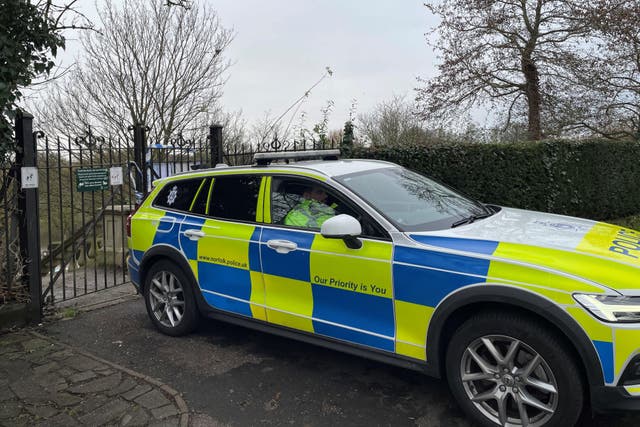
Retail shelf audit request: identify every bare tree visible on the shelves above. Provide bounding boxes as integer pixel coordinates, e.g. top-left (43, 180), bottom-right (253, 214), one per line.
top-left (417, 0), bottom-right (592, 141)
top-left (33, 0), bottom-right (94, 31)
top-left (250, 112), bottom-right (287, 151)
top-left (185, 107), bottom-right (248, 152)
top-left (565, 0), bottom-right (640, 140)
top-left (33, 0), bottom-right (233, 144)
top-left (359, 96), bottom-right (435, 146)
top-left (165, 0), bottom-right (190, 8)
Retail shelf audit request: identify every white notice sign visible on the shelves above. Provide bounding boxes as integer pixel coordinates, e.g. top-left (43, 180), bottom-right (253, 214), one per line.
top-left (110, 167), bottom-right (123, 186)
top-left (21, 167), bottom-right (38, 189)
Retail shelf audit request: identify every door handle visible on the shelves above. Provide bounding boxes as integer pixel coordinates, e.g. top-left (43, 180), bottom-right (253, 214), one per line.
top-left (266, 239), bottom-right (298, 254)
top-left (183, 229), bottom-right (205, 241)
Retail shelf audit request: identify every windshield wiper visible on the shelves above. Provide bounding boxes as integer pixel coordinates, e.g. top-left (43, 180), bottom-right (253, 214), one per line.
top-left (451, 211), bottom-right (494, 228)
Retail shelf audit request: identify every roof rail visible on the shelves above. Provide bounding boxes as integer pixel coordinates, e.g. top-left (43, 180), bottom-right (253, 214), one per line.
top-left (253, 149), bottom-right (340, 166)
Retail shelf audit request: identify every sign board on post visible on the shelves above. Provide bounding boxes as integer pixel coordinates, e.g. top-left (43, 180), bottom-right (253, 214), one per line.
top-left (76, 168), bottom-right (109, 192)
top-left (110, 167), bottom-right (123, 186)
top-left (21, 167), bottom-right (39, 189)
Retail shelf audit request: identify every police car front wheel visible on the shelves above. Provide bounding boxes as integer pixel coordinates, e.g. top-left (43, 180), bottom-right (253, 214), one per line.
top-left (144, 260), bottom-right (199, 336)
top-left (446, 311), bottom-right (584, 427)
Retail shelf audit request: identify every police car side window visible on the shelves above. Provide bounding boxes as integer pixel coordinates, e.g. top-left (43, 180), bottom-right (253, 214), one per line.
top-left (154, 178), bottom-right (204, 212)
top-left (270, 179), bottom-right (304, 224)
top-left (270, 177), bottom-right (388, 239)
top-left (209, 175), bottom-right (260, 222)
top-left (190, 178), bottom-right (212, 215)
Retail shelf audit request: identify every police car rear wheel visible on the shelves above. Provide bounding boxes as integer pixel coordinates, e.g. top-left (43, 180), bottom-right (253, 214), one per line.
top-left (144, 260), bottom-right (199, 336)
top-left (446, 311), bottom-right (583, 427)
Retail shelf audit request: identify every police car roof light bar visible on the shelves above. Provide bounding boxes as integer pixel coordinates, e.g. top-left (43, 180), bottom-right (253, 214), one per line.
top-left (254, 149), bottom-right (340, 166)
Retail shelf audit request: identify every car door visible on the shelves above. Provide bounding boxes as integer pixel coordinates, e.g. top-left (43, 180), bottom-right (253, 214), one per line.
top-left (183, 174), bottom-right (267, 321)
top-left (259, 175), bottom-right (396, 352)
top-left (150, 176), bottom-right (206, 260)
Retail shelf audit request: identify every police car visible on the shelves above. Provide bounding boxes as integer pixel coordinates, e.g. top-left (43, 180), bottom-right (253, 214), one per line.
top-left (127, 150), bottom-right (640, 426)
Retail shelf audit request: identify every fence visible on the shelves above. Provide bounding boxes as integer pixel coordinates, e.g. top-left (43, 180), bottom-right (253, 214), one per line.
top-left (37, 123), bottom-right (226, 307)
top-left (0, 113), bottom-right (41, 323)
top-left (0, 160), bottom-right (21, 307)
top-left (1, 113), bottom-right (342, 324)
top-left (38, 132), bottom-right (135, 305)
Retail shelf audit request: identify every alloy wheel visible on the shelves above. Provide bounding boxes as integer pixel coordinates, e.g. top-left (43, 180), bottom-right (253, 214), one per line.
top-left (148, 270), bottom-right (186, 328)
top-left (460, 334), bottom-right (559, 427)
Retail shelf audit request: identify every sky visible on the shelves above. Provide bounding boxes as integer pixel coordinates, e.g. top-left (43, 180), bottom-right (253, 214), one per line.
top-left (54, 0), bottom-right (439, 133)
top-left (210, 0), bottom-right (438, 131)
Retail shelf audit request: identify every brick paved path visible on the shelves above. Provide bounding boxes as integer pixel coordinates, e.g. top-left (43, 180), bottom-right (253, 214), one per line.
top-left (0, 330), bottom-right (189, 426)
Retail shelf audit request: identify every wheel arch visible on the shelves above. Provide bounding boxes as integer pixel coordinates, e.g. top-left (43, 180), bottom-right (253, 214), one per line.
top-left (139, 244), bottom-right (196, 293)
top-left (425, 284), bottom-right (605, 391)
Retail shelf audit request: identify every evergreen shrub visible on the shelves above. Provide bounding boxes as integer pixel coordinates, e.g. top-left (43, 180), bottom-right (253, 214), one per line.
top-left (351, 140), bottom-right (640, 221)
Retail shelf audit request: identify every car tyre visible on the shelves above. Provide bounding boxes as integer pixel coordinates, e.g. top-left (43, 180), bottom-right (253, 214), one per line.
top-left (446, 311), bottom-right (584, 427)
top-left (144, 259), bottom-right (199, 336)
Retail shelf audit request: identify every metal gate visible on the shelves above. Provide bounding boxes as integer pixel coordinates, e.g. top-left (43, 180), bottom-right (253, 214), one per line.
top-left (38, 130), bottom-right (136, 304)
top-left (2, 112), bottom-right (345, 322)
top-left (38, 124), bottom-right (224, 305)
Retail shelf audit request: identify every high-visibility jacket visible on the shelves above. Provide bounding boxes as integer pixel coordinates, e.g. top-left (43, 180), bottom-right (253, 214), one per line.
top-left (284, 199), bottom-right (337, 228)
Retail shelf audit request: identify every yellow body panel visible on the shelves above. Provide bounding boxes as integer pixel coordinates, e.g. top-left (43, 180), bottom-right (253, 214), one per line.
top-left (566, 307), bottom-right (613, 343)
top-left (625, 386), bottom-right (640, 396)
top-left (310, 237), bottom-right (393, 299)
top-left (196, 220), bottom-right (255, 269)
top-left (130, 207), bottom-right (167, 252)
top-left (490, 243), bottom-right (608, 295)
top-left (158, 168), bottom-right (327, 183)
top-left (263, 274), bottom-right (314, 332)
top-left (578, 223), bottom-right (640, 266)
top-left (256, 178), bottom-right (266, 223)
top-left (614, 329), bottom-right (640, 379)
top-left (394, 300), bottom-right (433, 360)
top-left (189, 260), bottom-right (199, 281)
top-left (250, 271), bottom-right (267, 321)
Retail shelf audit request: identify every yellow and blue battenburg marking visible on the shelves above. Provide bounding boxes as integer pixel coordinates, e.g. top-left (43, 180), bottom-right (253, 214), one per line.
top-left (392, 236), bottom-right (499, 360)
top-left (261, 228), bottom-right (395, 352)
top-left (403, 232), bottom-right (639, 385)
top-left (195, 220), bottom-right (263, 320)
top-left (308, 233), bottom-right (394, 351)
top-left (131, 201), bottom-right (639, 387)
top-left (137, 212), bottom-right (398, 352)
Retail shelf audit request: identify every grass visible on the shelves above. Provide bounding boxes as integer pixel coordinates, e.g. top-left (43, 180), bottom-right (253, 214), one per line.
top-left (60, 307), bottom-right (79, 319)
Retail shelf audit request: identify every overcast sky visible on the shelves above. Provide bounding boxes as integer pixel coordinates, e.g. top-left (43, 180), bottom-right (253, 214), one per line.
top-left (57, 0), bottom-right (439, 132)
top-left (211, 0), bottom-right (438, 131)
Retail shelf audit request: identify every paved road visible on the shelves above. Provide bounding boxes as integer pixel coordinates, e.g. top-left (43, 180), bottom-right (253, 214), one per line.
top-left (42, 298), bottom-right (639, 426)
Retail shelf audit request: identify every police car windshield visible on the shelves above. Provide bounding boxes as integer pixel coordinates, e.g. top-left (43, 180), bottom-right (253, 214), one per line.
top-left (336, 167), bottom-right (490, 232)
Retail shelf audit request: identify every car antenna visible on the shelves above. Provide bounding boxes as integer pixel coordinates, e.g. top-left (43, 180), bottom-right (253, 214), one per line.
top-left (259, 66), bottom-right (334, 147)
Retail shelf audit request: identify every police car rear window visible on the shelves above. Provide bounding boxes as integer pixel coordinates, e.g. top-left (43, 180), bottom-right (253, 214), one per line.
top-left (154, 178), bottom-right (204, 212)
top-left (209, 176), bottom-right (260, 222)
top-left (191, 178), bottom-right (212, 215)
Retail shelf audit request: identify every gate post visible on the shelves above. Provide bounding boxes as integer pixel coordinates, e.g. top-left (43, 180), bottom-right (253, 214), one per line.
top-left (132, 123), bottom-right (148, 201)
top-left (15, 111), bottom-right (42, 323)
top-left (209, 124), bottom-right (223, 166)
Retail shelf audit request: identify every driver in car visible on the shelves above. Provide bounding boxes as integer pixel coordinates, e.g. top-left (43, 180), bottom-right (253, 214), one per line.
top-left (284, 186), bottom-right (337, 228)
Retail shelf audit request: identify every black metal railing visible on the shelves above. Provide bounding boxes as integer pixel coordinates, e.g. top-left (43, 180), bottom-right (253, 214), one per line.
top-left (0, 163), bottom-right (21, 305)
top-left (2, 114), bottom-right (346, 322)
top-left (37, 132), bottom-right (136, 305)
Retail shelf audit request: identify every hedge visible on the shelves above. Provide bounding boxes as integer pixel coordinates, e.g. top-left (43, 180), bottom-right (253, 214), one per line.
top-left (350, 139), bottom-right (640, 221)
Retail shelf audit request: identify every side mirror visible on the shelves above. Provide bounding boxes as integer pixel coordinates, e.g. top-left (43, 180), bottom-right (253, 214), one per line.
top-left (320, 214), bottom-right (363, 249)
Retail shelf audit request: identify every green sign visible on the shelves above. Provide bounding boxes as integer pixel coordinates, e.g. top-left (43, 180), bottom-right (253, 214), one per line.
top-left (76, 168), bottom-right (109, 192)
